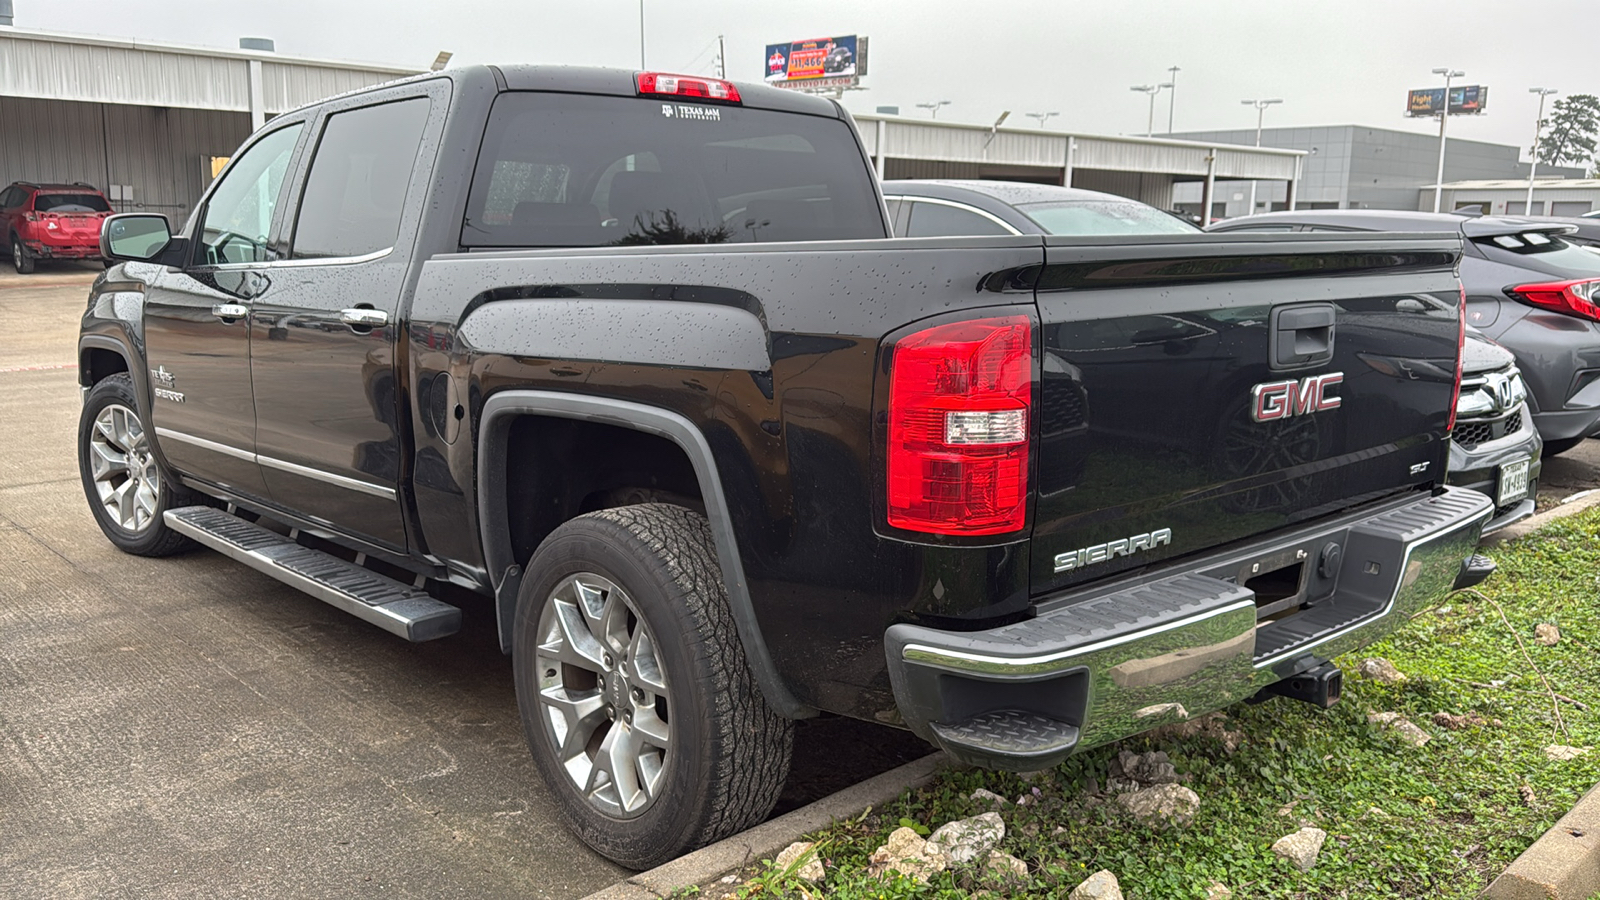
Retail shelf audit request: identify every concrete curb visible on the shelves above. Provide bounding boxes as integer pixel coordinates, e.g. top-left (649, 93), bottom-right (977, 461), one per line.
top-left (579, 753), bottom-right (950, 900)
top-left (1481, 490), bottom-right (1600, 547)
top-left (1483, 781), bottom-right (1600, 899)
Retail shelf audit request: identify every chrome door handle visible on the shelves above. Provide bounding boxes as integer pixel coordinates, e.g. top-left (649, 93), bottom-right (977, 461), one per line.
top-left (212, 303), bottom-right (249, 321)
top-left (339, 308), bottom-right (389, 328)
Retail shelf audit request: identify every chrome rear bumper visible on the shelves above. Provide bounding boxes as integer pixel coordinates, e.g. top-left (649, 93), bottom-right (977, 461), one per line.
top-left (883, 486), bottom-right (1493, 769)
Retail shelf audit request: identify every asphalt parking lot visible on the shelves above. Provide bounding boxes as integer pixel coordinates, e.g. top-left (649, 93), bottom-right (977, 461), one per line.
top-left (0, 269), bottom-right (929, 900)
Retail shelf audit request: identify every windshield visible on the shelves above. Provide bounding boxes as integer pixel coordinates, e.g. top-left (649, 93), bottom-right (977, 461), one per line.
top-left (1018, 200), bottom-right (1197, 236)
top-left (1472, 233), bottom-right (1600, 278)
top-left (462, 92), bottom-right (885, 248)
top-left (35, 193), bottom-right (111, 213)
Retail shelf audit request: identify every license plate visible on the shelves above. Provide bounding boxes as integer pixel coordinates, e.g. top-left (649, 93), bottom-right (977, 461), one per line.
top-left (1497, 459), bottom-right (1530, 507)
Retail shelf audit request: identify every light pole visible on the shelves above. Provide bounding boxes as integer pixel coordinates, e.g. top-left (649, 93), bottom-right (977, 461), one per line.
top-left (1166, 65), bottom-right (1181, 134)
top-left (1026, 111), bottom-right (1059, 129)
top-left (638, 0), bottom-right (645, 68)
top-left (916, 100), bottom-right (951, 119)
top-left (1131, 84), bottom-right (1170, 138)
top-left (1241, 98), bottom-right (1282, 216)
top-left (1431, 67), bottom-right (1465, 213)
top-left (1526, 87), bottom-right (1558, 216)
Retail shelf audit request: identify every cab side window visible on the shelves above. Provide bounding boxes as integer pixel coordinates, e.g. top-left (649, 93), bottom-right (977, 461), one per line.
top-left (904, 201), bottom-right (1012, 237)
top-left (291, 98), bottom-right (430, 260)
top-left (196, 124), bottom-right (303, 265)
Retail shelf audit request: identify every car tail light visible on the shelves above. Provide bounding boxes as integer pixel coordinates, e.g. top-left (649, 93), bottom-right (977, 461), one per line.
top-left (635, 72), bottom-right (742, 103)
top-left (24, 212), bottom-right (37, 222)
top-left (1508, 278), bottom-right (1600, 324)
top-left (887, 315), bottom-right (1033, 535)
top-left (1448, 285), bottom-right (1465, 433)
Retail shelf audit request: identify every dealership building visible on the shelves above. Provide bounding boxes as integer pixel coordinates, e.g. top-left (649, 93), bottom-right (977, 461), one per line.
top-left (0, 25), bottom-right (1308, 225)
top-left (1168, 124), bottom-right (1586, 219)
top-left (0, 27), bottom-right (416, 226)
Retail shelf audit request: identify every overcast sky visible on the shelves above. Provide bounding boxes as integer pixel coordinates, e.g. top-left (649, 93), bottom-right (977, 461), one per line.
top-left (15, 0), bottom-right (1597, 158)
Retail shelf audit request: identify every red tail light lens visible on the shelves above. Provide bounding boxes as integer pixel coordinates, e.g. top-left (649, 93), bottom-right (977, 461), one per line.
top-left (635, 72), bottom-right (742, 103)
top-left (1508, 278), bottom-right (1600, 323)
top-left (887, 315), bottom-right (1033, 535)
top-left (1448, 284), bottom-right (1465, 433)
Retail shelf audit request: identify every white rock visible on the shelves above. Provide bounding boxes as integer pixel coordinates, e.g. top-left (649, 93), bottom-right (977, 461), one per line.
top-left (1357, 657), bottom-right (1407, 683)
top-left (773, 841), bottom-right (824, 883)
top-left (1272, 826), bottom-right (1327, 871)
top-left (1547, 744), bottom-right (1590, 761)
top-left (1367, 711), bottom-right (1431, 747)
top-left (1068, 869), bottom-right (1123, 900)
top-left (969, 787), bottom-right (1010, 807)
top-left (1205, 881), bottom-right (1233, 899)
top-left (927, 811), bottom-right (1005, 864)
top-left (867, 826), bottom-right (947, 884)
top-left (985, 849), bottom-right (1028, 880)
top-left (1535, 623), bottom-right (1561, 646)
top-left (1116, 783), bottom-right (1200, 828)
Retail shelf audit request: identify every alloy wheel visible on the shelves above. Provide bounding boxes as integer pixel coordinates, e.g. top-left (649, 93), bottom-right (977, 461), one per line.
top-left (535, 573), bottom-right (672, 818)
top-left (88, 403), bottom-right (161, 532)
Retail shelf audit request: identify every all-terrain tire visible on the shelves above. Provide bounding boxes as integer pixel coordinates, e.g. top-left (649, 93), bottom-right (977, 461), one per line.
top-left (77, 374), bottom-right (198, 556)
top-left (513, 503), bottom-right (794, 869)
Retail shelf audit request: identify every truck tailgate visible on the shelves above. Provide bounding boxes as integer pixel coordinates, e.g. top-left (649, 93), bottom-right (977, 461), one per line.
top-left (1030, 233), bottom-right (1463, 596)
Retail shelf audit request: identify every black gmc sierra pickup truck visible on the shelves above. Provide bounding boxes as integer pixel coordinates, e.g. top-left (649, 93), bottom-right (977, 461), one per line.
top-left (79, 65), bottom-right (1493, 868)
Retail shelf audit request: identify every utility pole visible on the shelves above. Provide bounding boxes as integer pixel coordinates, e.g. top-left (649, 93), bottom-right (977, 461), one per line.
top-left (1431, 67), bottom-right (1464, 213)
top-left (1166, 65), bottom-right (1180, 134)
top-left (1241, 98), bottom-right (1282, 216)
top-left (1526, 87), bottom-right (1558, 216)
top-left (638, 0), bottom-right (645, 68)
top-left (716, 34), bottom-right (726, 78)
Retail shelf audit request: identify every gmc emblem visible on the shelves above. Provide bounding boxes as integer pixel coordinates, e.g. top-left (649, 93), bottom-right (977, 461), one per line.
top-left (1251, 372), bottom-right (1344, 422)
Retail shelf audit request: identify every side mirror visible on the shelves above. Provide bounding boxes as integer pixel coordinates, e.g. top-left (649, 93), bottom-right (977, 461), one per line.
top-left (101, 213), bottom-right (173, 263)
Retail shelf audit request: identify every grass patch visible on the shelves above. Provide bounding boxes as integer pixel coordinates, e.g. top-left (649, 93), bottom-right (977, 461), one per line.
top-left (725, 509), bottom-right (1600, 899)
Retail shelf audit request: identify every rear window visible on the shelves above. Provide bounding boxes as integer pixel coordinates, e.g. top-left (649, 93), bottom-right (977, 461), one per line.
top-left (1018, 200), bottom-right (1196, 236)
top-left (1472, 233), bottom-right (1600, 277)
top-left (461, 92), bottom-right (885, 248)
top-left (35, 193), bottom-right (111, 213)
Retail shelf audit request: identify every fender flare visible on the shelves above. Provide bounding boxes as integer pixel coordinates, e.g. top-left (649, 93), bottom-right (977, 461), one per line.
top-left (476, 390), bottom-right (815, 719)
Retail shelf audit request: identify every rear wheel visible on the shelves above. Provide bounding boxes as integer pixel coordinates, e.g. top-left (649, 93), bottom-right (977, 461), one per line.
top-left (11, 235), bottom-right (34, 274)
top-left (77, 374), bottom-right (196, 556)
top-left (514, 503), bottom-right (793, 869)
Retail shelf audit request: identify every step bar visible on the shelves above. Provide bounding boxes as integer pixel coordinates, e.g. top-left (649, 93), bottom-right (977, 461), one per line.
top-left (164, 505), bottom-right (461, 642)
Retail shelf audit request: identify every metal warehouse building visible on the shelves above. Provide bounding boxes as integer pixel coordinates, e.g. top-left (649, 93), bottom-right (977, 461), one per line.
top-left (1167, 124), bottom-right (1586, 218)
top-left (857, 114), bottom-right (1305, 214)
top-left (0, 26), bottom-right (1306, 226)
top-left (1428, 179), bottom-right (1600, 217)
top-left (0, 27), bottom-right (417, 225)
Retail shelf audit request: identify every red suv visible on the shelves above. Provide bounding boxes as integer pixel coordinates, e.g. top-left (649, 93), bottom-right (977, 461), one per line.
top-left (1, 182), bottom-right (115, 274)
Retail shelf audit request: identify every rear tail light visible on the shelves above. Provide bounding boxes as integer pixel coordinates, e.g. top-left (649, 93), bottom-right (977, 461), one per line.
top-left (887, 315), bottom-right (1033, 535)
top-left (1508, 278), bottom-right (1600, 323)
top-left (1448, 284), bottom-right (1465, 433)
top-left (635, 72), bottom-right (742, 103)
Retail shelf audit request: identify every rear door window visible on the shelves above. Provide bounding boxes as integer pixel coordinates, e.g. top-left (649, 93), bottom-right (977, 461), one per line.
top-left (461, 92), bottom-right (885, 248)
top-left (292, 98), bottom-right (431, 259)
top-left (904, 200), bottom-right (1013, 237)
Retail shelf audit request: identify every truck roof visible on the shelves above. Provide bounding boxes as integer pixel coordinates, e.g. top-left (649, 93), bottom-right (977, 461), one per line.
top-left (491, 65), bottom-right (843, 117)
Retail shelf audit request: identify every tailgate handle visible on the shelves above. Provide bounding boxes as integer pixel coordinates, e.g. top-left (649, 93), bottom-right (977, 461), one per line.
top-left (1270, 304), bottom-right (1335, 370)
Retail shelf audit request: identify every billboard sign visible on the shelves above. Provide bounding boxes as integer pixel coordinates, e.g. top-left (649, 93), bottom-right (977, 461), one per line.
top-left (1407, 84), bottom-right (1489, 117)
top-left (764, 35), bottom-right (865, 89)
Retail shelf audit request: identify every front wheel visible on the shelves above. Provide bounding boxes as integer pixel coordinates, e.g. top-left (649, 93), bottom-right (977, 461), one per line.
top-left (514, 503), bottom-right (794, 869)
top-left (77, 374), bottom-right (196, 556)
